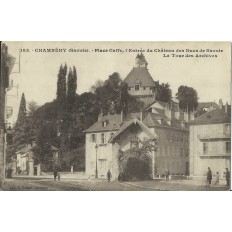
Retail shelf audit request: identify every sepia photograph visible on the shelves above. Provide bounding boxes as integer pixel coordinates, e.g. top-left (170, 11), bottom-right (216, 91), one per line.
top-left (0, 41), bottom-right (231, 191)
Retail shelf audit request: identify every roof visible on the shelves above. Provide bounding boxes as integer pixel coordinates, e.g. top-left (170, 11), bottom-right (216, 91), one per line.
top-left (143, 112), bottom-right (188, 129)
top-left (136, 53), bottom-right (148, 64)
top-left (189, 106), bottom-right (231, 125)
top-left (109, 118), bottom-right (158, 143)
top-left (124, 67), bottom-right (156, 87)
top-left (50, 146), bottom-right (59, 151)
top-left (16, 146), bottom-right (31, 154)
top-left (85, 113), bottom-right (143, 133)
top-left (197, 102), bottom-right (218, 110)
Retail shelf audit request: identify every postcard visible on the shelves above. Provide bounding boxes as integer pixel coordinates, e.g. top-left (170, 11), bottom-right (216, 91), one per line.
top-left (0, 41), bottom-right (231, 191)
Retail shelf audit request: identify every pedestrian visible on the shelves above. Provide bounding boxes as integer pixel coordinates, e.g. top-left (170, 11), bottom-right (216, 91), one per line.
top-left (165, 168), bottom-right (169, 181)
top-left (225, 168), bottom-right (230, 187)
top-left (7, 167), bottom-right (13, 179)
top-left (215, 172), bottom-right (219, 185)
top-left (54, 169), bottom-right (58, 181)
top-left (57, 172), bottom-right (61, 181)
top-left (207, 167), bottom-right (212, 186)
top-left (107, 170), bottom-right (112, 182)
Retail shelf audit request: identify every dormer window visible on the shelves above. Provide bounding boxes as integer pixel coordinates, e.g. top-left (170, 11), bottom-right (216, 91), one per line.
top-left (135, 84), bottom-right (139, 91)
top-left (102, 120), bottom-right (109, 127)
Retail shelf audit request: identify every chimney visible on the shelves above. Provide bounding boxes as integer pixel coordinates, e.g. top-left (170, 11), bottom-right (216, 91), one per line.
top-left (184, 112), bottom-right (189, 122)
top-left (140, 111), bottom-right (143, 121)
top-left (121, 110), bottom-right (124, 123)
top-left (165, 106), bottom-right (171, 119)
top-left (225, 102), bottom-right (228, 113)
top-left (190, 112), bottom-right (195, 121)
top-left (219, 99), bottom-right (223, 109)
top-left (98, 111), bottom-right (103, 121)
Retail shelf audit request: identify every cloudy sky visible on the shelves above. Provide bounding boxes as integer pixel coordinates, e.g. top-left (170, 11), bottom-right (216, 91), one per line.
top-left (5, 41), bottom-right (231, 124)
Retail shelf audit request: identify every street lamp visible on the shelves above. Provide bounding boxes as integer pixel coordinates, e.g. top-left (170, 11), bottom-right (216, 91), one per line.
top-left (95, 144), bottom-right (98, 179)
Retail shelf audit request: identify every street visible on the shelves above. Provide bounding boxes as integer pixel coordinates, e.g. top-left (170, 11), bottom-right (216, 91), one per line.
top-left (1, 177), bottom-right (230, 191)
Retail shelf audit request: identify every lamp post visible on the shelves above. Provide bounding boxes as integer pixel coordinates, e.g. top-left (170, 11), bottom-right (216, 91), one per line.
top-left (95, 144), bottom-right (98, 178)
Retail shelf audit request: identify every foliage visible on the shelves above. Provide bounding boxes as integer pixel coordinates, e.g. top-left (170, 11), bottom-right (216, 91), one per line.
top-left (28, 100), bottom-right (39, 117)
top-left (56, 63), bottom-right (67, 102)
top-left (155, 82), bottom-right (172, 103)
top-left (16, 93), bottom-right (26, 125)
top-left (176, 85), bottom-right (198, 112)
top-left (117, 137), bottom-right (158, 180)
top-left (8, 65), bottom-right (147, 171)
top-left (67, 66), bottom-right (77, 103)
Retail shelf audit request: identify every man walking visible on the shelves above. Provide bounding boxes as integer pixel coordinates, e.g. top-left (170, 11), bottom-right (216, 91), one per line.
top-left (207, 167), bottom-right (212, 186)
top-left (225, 168), bottom-right (230, 187)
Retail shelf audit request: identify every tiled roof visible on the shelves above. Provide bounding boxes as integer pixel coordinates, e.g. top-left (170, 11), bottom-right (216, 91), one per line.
top-left (85, 113), bottom-right (143, 133)
top-left (189, 106), bottom-right (231, 125)
top-left (143, 112), bottom-right (188, 129)
top-left (124, 67), bottom-right (156, 87)
top-left (197, 102), bottom-right (218, 110)
top-left (109, 118), bottom-right (158, 143)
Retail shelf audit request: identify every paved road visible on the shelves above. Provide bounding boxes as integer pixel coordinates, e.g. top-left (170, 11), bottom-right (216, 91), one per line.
top-left (1, 177), bottom-right (230, 191)
top-left (2, 178), bottom-right (145, 191)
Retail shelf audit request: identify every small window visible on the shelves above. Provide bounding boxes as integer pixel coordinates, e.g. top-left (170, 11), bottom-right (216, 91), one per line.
top-left (143, 87), bottom-right (146, 90)
top-left (101, 133), bottom-right (105, 144)
top-left (91, 134), bottom-right (96, 143)
top-left (150, 87), bottom-right (153, 90)
top-left (102, 120), bottom-right (108, 127)
top-left (226, 142), bottom-right (231, 153)
top-left (128, 87), bottom-right (131, 91)
top-left (135, 84), bottom-right (139, 91)
top-left (203, 143), bottom-right (208, 155)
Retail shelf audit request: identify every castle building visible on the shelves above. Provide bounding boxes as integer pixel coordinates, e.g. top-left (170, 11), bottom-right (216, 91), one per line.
top-left (124, 53), bottom-right (158, 97)
top-left (188, 100), bottom-right (231, 177)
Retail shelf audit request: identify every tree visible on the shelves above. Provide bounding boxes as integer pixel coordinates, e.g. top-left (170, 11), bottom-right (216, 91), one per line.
top-left (28, 100), bottom-right (39, 117)
top-left (117, 137), bottom-right (158, 181)
top-left (155, 82), bottom-right (172, 103)
top-left (56, 63), bottom-right (67, 102)
top-left (90, 79), bottom-right (104, 93)
top-left (176, 85), bottom-right (198, 112)
top-left (13, 93), bottom-right (31, 150)
top-left (94, 72), bottom-right (143, 115)
top-left (67, 66), bottom-right (77, 100)
top-left (16, 93), bottom-right (26, 124)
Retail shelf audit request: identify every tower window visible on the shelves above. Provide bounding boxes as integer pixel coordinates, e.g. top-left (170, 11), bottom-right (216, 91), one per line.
top-left (135, 84), bottom-right (139, 91)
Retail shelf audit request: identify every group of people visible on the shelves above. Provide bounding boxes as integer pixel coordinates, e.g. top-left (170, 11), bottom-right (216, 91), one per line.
top-left (207, 167), bottom-right (230, 186)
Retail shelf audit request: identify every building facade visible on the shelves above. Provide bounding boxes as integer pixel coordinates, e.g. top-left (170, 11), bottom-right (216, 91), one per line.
top-left (85, 114), bottom-right (157, 180)
top-left (0, 43), bottom-right (15, 185)
top-left (189, 100), bottom-right (231, 177)
top-left (145, 100), bottom-right (190, 177)
top-left (85, 100), bottom-right (190, 180)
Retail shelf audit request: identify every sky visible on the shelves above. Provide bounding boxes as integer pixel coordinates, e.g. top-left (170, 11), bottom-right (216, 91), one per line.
top-left (4, 41), bottom-right (231, 125)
